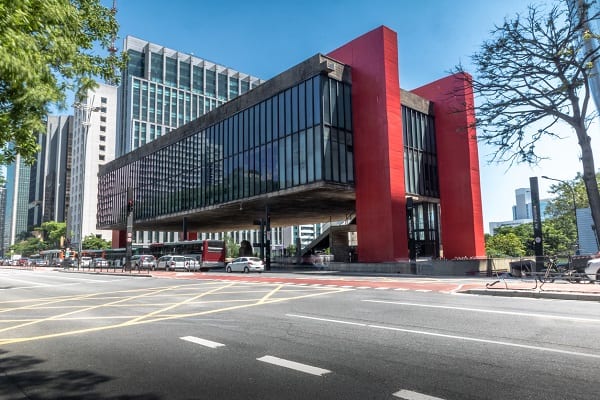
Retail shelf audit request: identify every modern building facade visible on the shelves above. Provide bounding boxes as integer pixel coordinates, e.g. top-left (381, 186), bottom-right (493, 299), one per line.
top-left (98, 26), bottom-right (485, 262)
top-left (68, 84), bottom-right (117, 247)
top-left (4, 155), bottom-right (31, 251)
top-left (29, 115), bottom-right (74, 227)
top-left (117, 36), bottom-right (264, 245)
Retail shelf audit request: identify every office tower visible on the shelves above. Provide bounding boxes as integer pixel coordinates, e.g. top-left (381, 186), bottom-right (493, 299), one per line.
top-left (68, 83), bottom-right (117, 248)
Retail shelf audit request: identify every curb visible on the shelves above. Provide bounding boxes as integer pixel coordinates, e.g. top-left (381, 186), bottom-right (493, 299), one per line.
top-left (55, 269), bottom-right (153, 277)
top-left (463, 289), bottom-right (600, 302)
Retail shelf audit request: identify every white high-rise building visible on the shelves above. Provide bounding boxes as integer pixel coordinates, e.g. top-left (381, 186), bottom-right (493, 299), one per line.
top-left (68, 83), bottom-right (117, 247)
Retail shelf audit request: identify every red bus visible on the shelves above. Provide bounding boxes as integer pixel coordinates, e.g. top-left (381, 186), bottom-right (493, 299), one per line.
top-left (148, 240), bottom-right (226, 271)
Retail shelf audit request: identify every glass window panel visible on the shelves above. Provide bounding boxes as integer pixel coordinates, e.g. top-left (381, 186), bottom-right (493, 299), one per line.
top-left (266, 98), bottom-right (272, 142)
top-left (344, 83), bottom-right (352, 130)
top-left (127, 50), bottom-right (144, 77)
top-left (313, 77), bottom-right (321, 125)
top-left (229, 76), bottom-right (239, 98)
top-left (292, 133), bottom-right (300, 185)
top-left (218, 73), bottom-right (228, 101)
top-left (291, 86), bottom-right (298, 133)
top-left (307, 127), bottom-right (314, 182)
top-left (271, 140), bottom-right (278, 191)
top-left (205, 69), bottom-right (216, 97)
top-left (323, 79), bottom-right (331, 125)
top-left (278, 93), bottom-right (285, 138)
top-left (192, 65), bottom-right (204, 94)
top-left (241, 80), bottom-right (250, 94)
top-left (285, 136), bottom-right (293, 187)
top-left (165, 57), bottom-right (177, 86)
top-left (150, 52), bottom-right (163, 83)
top-left (285, 89), bottom-right (292, 135)
top-left (278, 139), bottom-right (285, 189)
top-left (299, 81), bottom-right (306, 131)
top-left (323, 126), bottom-right (331, 180)
top-left (299, 130), bottom-right (307, 184)
top-left (179, 62), bottom-right (190, 89)
top-left (260, 101), bottom-right (266, 145)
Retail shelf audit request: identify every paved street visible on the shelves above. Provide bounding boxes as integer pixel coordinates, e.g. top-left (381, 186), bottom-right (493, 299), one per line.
top-left (1, 268), bottom-right (599, 399)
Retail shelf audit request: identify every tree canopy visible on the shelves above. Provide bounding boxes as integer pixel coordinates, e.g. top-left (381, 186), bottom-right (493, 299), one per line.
top-left (82, 234), bottom-right (111, 250)
top-left (460, 0), bottom-right (600, 241)
top-left (0, 0), bottom-right (125, 165)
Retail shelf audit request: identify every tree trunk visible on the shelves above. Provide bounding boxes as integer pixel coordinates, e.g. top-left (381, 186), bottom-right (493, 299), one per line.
top-left (577, 125), bottom-right (600, 249)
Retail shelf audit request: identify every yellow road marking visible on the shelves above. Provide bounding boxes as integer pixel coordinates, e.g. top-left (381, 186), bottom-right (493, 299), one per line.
top-left (124, 282), bottom-right (236, 325)
top-left (0, 287), bottom-right (350, 346)
top-left (258, 284), bottom-right (285, 304)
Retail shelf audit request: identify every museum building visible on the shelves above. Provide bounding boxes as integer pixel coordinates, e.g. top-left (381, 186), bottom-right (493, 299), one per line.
top-left (98, 26), bottom-right (485, 263)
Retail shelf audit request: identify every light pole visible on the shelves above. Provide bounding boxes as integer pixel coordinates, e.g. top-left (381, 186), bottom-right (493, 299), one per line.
top-left (541, 175), bottom-right (580, 253)
top-left (73, 99), bottom-right (100, 267)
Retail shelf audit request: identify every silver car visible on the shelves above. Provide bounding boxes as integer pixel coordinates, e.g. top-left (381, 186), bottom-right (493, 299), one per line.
top-left (132, 255), bottom-right (157, 270)
top-left (585, 258), bottom-right (600, 282)
top-left (226, 257), bottom-right (264, 273)
top-left (157, 255), bottom-right (189, 271)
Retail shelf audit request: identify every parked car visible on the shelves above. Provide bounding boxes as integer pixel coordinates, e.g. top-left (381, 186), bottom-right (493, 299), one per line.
top-left (226, 257), bottom-right (264, 273)
top-left (157, 255), bottom-right (189, 271)
top-left (91, 257), bottom-right (109, 268)
top-left (585, 258), bottom-right (600, 282)
top-left (184, 256), bottom-right (200, 271)
top-left (131, 255), bottom-right (157, 270)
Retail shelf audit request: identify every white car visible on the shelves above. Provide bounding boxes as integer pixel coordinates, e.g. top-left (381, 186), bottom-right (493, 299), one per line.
top-left (226, 257), bottom-right (264, 273)
top-left (585, 258), bottom-right (600, 282)
top-left (157, 255), bottom-right (191, 271)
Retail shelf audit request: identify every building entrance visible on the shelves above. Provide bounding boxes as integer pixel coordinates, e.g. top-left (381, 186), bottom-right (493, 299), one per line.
top-left (410, 202), bottom-right (440, 259)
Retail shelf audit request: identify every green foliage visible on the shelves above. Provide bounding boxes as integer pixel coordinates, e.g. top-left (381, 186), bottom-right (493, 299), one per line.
top-left (223, 235), bottom-right (239, 259)
top-left (81, 234), bottom-right (110, 250)
top-left (286, 244), bottom-right (296, 256)
top-left (40, 221), bottom-right (66, 247)
top-left (0, 0), bottom-right (126, 164)
top-left (9, 237), bottom-right (47, 256)
top-left (485, 232), bottom-right (526, 257)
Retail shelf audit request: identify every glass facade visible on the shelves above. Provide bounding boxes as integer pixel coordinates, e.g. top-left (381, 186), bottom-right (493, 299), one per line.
top-left (99, 74), bottom-right (353, 228)
top-left (402, 105), bottom-right (440, 258)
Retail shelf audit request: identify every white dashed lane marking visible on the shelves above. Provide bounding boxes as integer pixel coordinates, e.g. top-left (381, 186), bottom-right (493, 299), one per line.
top-left (393, 389), bottom-right (445, 400)
top-left (180, 336), bottom-right (225, 349)
top-left (257, 355), bottom-right (331, 376)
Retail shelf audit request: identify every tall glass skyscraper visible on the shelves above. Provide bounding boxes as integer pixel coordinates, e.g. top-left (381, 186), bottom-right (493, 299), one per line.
top-left (117, 36), bottom-right (263, 157)
top-left (117, 36), bottom-right (264, 244)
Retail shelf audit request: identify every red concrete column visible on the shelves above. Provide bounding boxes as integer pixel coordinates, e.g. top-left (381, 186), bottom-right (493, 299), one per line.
top-left (411, 73), bottom-right (485, 258)
top-left (112, 230), bottom-right (126, 249)
top-left (328, 26), bottom-right (408, 262)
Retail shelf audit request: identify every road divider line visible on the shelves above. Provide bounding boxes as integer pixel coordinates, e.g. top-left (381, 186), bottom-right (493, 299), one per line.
top-left (287, 314), bottom-right (600, 359)
top-left (180, 336), bottom-right (225, 348)
top-left (257, 355), bottom-right (331, 376)
top-left (286, 313), bottom-right (367, 327)
top-left (393, 389), bottom-right (445, 400)
top-left (258, 284), bottom-right (285, 304)
top-left (362, 300), bottom-right (600, 323)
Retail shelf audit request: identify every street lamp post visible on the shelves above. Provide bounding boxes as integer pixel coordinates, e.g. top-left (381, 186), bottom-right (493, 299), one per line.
top-left (541, 175), bottom-right (580, 253)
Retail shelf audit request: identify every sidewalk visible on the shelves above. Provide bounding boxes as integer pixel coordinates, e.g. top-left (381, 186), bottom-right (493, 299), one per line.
top-left (462, 277), bottom-right (600, 301)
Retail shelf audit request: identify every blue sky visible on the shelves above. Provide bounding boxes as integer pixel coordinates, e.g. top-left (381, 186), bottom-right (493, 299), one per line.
top-left (106, 0), bottom-right (600, 232)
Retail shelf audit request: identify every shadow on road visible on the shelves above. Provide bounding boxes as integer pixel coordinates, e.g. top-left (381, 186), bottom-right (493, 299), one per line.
top-left (0, 350), bottom-right (162, 400)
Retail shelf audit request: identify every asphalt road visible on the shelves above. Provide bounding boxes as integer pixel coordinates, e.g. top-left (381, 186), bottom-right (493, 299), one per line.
top-left (0, 269), bottom-right (599, 399)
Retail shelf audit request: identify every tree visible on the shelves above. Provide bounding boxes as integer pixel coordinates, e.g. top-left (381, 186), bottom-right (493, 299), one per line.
top-left (485, 232), bottom-right (527, 257)
top-left (40, 221), bottom-right (66, 248)
top-left (0, 0), bottom-right (126, 165)
top-left (459, 1), bottom-right (600, 246)
top-left (9, 237), bottom-right (47, 256)
top-left (223, 235), bottom-right (240, 259)
top-left (81, 234), bottom-right (111, 250)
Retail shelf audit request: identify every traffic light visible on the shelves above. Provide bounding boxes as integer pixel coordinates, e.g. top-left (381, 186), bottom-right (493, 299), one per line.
top-left (127, 187), bottom-right (134, 214)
